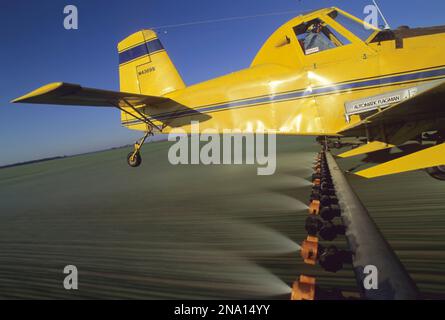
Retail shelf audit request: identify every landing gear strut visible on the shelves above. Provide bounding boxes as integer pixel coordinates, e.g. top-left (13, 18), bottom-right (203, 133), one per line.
top-left (127, 130), bottom-right (152, 168)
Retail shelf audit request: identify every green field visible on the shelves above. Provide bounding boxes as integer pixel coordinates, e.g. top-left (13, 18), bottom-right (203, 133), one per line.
top-left (0, 136), bottom-right (444, 299)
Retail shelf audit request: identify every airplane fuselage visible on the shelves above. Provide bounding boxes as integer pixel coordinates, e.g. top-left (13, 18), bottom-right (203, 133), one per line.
top-left (121, 8), bottom-right (445, 137)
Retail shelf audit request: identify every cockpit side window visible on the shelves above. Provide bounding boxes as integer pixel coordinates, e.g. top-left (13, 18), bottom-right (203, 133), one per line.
top-left (293, 18), bottom-right (350, 55)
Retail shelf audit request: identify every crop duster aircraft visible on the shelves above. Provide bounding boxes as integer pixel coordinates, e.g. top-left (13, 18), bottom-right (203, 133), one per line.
top-left (13, 7), bottom-right (445, 180)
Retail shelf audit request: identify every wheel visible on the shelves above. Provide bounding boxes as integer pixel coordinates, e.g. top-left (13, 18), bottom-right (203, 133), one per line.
top-left (426, 166), bottom-right (445, 181)
top-left (127, 152), bottom-right (142, 167)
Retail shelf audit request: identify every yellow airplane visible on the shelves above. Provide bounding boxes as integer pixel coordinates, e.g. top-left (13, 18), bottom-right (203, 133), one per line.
top-left (12, 7), bottom-right (445, 180)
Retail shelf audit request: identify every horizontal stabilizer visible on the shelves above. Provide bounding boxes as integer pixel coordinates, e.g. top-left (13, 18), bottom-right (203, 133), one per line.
top-left (338, 141), bottom-right (394, 158)
top-left (12, 82), bottom-right (172, 108)
top-left (12, 82), bottom-right (212, 129)
top-left (355, 143), bottom-right (445, 178)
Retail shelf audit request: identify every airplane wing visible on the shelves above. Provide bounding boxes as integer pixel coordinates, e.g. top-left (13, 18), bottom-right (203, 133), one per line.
top-left (355, 142), bottom-right (445, 178)
top-left (339, 81), bottom-right (445, 137)
top-left (12, 82), bottom-right (172, 108)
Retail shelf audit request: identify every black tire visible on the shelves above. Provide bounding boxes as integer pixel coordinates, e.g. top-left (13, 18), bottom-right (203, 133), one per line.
top-left (127, 152), bottom-right (142, 167)
top-left (426, 166), bottom-right (445, 181)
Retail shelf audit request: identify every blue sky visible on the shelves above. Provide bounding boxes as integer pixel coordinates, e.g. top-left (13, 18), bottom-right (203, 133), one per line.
top-left (1, 0), bottom-right (445, 165)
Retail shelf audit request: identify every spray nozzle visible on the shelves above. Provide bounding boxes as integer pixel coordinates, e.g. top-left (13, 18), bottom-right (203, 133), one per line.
top-left (300, 236), bottom-right (319, 265)
top-left (291, 275), bottom-right (316, 300)
top-left (299, 236), bottom-right (351, 273)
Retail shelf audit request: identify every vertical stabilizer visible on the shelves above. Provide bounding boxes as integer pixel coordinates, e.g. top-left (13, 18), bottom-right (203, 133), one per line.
top-left (118, 29), bottom-right (185, 96)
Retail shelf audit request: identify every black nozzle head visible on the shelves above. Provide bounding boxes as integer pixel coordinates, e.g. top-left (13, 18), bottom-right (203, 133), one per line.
top-left (305, 216), bottom-right (323, 236)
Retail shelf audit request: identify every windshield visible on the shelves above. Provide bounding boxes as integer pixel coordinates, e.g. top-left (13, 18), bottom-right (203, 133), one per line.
top-left (294, 18), bottom-right (351, 55)
top-left (328, 10), bottom-right (380, 42)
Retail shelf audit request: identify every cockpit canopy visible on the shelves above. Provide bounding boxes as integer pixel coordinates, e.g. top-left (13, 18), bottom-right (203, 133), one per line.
top-left (252, 7), bottom-right (381, 67)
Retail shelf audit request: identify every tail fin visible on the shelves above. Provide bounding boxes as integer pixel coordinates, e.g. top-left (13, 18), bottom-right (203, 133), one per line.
top-left (118, 29), bottom-right (185, 96)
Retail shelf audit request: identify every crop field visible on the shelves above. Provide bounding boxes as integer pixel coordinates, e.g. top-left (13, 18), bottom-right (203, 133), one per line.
top-left (0, 136), bottom-right (443, 299)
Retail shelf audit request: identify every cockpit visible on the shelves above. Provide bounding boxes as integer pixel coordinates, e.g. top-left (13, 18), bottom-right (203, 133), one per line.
top-left (251, 7), bottom-right (382, 68)
top-left (294, 18), bottom-right (349, 55)
top-left (293, 9), bottom-right (380, 56)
